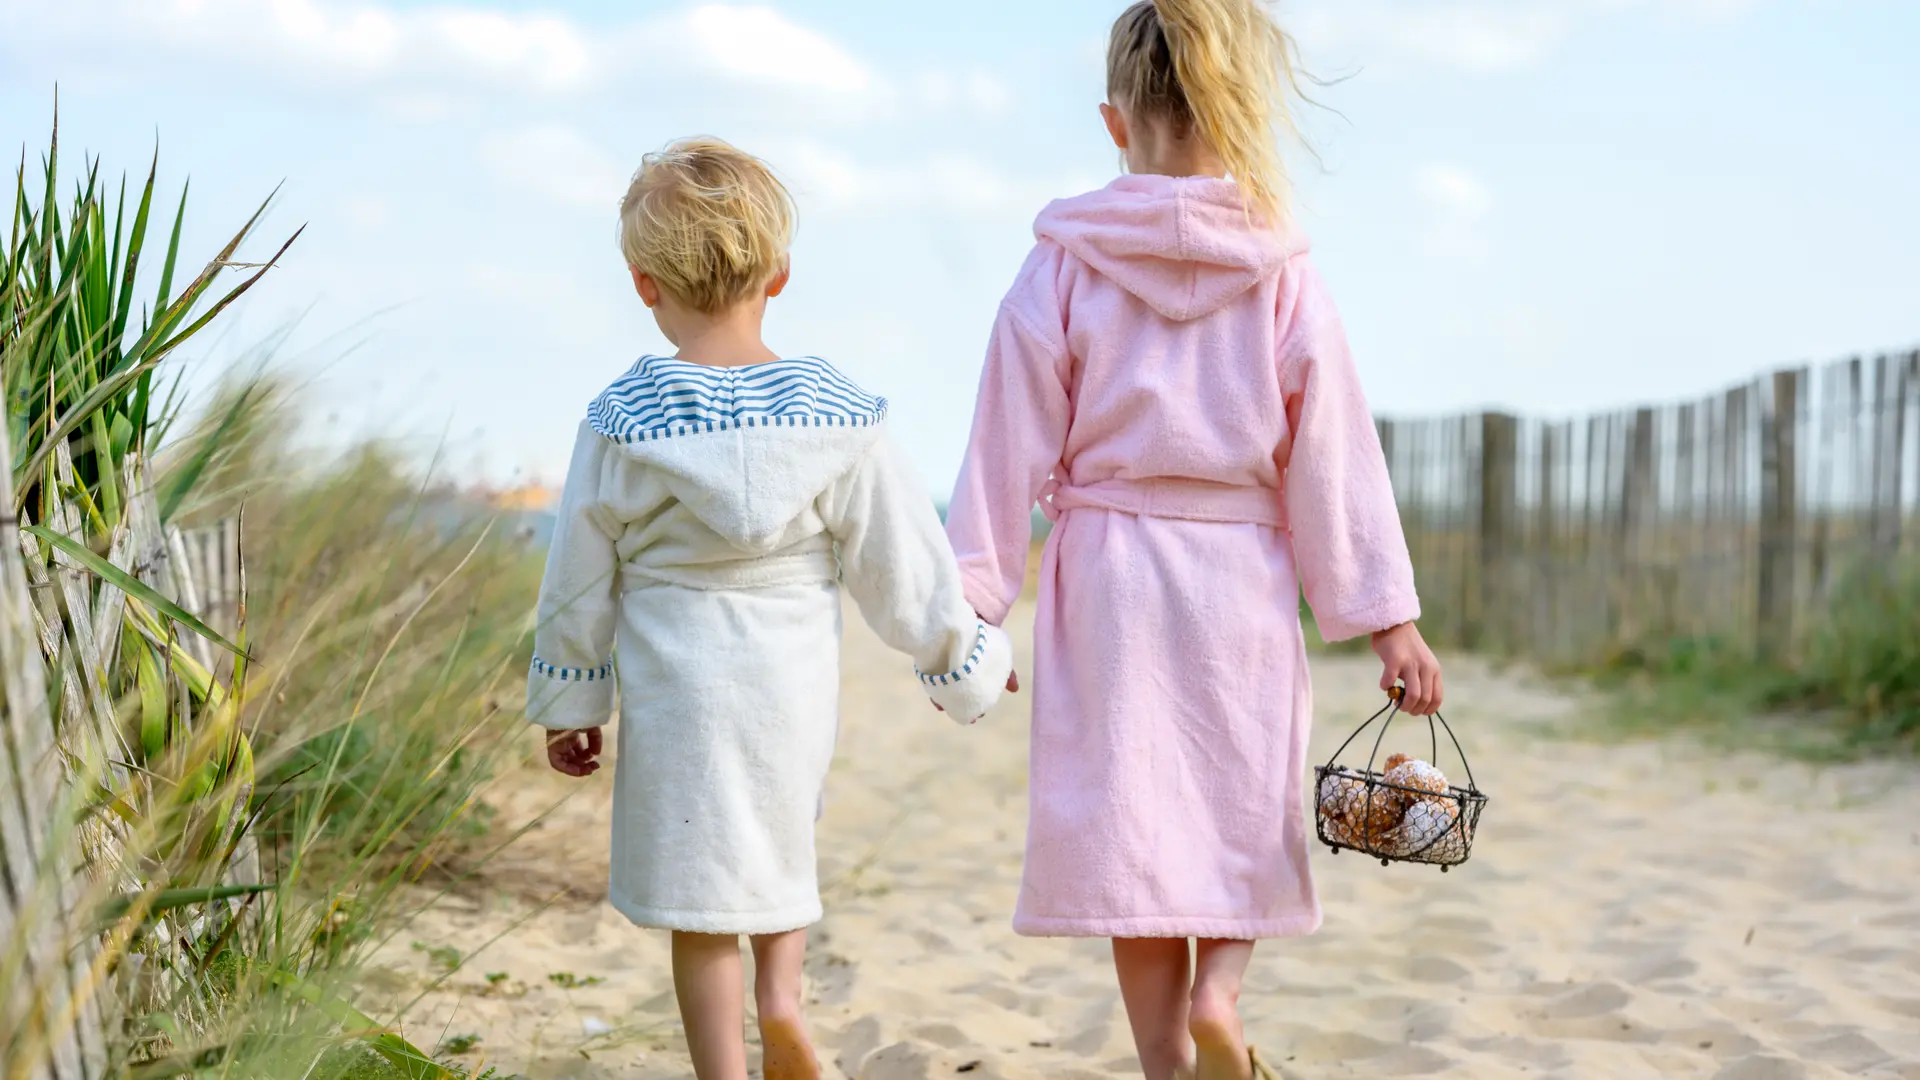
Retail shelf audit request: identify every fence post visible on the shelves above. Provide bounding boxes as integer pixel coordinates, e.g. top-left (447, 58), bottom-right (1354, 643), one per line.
top-left (1536, 423), bottom-right (1561, 661)
top-left (1758, 369), bottom-right (1802, 661)
top-left (1, 434), bottom-right (107, 1080)
top-left (1621, 408), bottom-right (1657, 642)
top-left (1869, 354), bottom-right (1894, 553)
top-left (1477, 412), bottom-right (1520, 652)
top-left (1893, 353), bottom-right (1913, 554)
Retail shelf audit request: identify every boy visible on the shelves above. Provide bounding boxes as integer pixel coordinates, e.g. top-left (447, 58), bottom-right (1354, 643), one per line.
top-left (529, 137), bottom-right (1013, 1080)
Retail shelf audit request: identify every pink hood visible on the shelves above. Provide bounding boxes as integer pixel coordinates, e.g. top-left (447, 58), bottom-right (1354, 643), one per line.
top-left (1033, 174), bottom-right (1307, 322)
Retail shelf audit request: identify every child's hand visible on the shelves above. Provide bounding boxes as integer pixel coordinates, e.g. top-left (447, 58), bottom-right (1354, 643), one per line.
top-left (1371, 622), bottom-right (1443, 715)
top-left (546, 728), bottom-right (603, 777)
top-left (930, 670), bottom-right (1019, 712)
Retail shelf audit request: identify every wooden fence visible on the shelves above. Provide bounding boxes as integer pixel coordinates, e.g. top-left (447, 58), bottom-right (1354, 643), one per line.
top-left (1380, 349), bottom-right (1920, 666)
top-left (1, 504), bottom-right (241, 1080)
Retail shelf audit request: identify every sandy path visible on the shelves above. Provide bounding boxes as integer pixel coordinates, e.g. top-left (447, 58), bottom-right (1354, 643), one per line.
top-left (376, 599), bottom-right (1920, 1079)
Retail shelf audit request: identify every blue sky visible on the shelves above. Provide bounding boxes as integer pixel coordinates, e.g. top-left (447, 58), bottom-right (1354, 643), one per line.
top-left (2, 0), bottom-right (1915, 492)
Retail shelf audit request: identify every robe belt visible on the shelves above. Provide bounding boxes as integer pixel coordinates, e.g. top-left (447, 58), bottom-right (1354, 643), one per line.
top-left (1041, 477), bottom-right (1288, 529)
top-left (620, 549), bottom-right (839, 592)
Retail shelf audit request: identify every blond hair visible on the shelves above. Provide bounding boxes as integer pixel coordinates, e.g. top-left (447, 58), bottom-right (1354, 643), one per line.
top-left (1106, 0), bottom-right (1304, 223)
top-left (617, 137), bottom-right (795, 314)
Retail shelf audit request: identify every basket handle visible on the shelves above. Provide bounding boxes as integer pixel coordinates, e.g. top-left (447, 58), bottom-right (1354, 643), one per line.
top-left (1321, 686), bottom-right (1481, 795)
top-left (1320, 693), bottom-right (1397, 773)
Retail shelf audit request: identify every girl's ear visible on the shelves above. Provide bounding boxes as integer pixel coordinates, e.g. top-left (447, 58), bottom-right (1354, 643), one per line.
top-left (1099, 102), bottom-right (1130, 151)
top-left (765, 261), bottom-right (791, 300)
top-left (630, 265), bottom-right (662, 309)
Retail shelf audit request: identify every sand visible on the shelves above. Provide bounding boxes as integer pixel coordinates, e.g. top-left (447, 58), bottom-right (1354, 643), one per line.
top-left (373, 598), bottom-right (1920, 1079)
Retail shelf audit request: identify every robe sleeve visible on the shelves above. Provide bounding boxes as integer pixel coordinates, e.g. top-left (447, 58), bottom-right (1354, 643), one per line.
top-left (526, 421), bottom-right (621, 731)
top-left (1279, 257), bottom-right (1422, 643)
top-left (820, 429), bottom-right (1014, 725)
top-left (942, 243), bottom-right (1073, 626)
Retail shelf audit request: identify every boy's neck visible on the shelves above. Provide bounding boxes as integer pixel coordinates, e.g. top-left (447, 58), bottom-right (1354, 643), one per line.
top-left (665, 302), bottom-right (780, 368)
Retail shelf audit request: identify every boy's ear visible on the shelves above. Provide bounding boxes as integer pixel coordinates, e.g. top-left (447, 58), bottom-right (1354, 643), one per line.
top-left (765, 261), bottom-right (791, 300)
top-left (630, 265), bottom-right (661, 308)
top-left (1099, 102), bottom-right (1129, 151)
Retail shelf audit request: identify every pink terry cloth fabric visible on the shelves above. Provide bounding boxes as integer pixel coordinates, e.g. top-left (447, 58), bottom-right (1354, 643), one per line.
top-left (944, 174), bottom-right (1421, 939)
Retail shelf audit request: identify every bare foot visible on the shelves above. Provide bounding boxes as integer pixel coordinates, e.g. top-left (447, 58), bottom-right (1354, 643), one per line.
top-left (758, 1012), bottom-right (822, 1080)
top-left (1189, 994), bottom-right (1251, 1080)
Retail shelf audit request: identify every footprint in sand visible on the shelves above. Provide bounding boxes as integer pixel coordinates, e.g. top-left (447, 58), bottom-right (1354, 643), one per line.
top-left (854, 1041), bottom-right (933, 1080)
top-left (1793, 1031), bottom-right (1893, 1073)
top-left (1711, 1055), bottom-right (1812, 1080)
top-left (1539, 980), bottom-right (1633, 1019)
top-left (830, 1015), bottom-right (884, 1078)
top-left (1406, 954), bottom-right (1474, 985)
top-left (907, 1022), bottom-right (970, 1050)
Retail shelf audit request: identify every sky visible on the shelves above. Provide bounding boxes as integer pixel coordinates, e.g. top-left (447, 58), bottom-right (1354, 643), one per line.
top-left (2, 0), bottom-right (1916, 493)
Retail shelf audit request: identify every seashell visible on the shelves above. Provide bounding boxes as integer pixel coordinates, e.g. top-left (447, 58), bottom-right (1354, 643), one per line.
top-left (1317, 769), bottom-right (1366, 808)
top-left (1391, 797), bottom-right (1457, 857)
top-left (1384, 757), bottom-right (1450, 799)
top-left (1328, 781), bottom-right (1407, 849)
top-left (1317, 770), bottom-right (1366, 847)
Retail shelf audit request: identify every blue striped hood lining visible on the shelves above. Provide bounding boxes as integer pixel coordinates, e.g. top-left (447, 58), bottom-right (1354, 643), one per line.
top-left (584, 355), bottom-right (892, 552)
top-left (588, 355), bottom-right (887, 444)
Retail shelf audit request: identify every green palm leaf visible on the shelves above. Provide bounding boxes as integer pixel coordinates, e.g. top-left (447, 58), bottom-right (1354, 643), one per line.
top-left (24, 523), bottom-right (244, 655)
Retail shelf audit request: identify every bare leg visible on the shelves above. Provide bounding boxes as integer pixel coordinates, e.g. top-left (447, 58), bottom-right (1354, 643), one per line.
top-left (1113, 938), bottom-right (1196, 1080)
top-left (750, 929), bottom-right (821, 1080)
top-left (1189, 939), bottom-right (1256, 1080)
top-left (672, 931), bottom-right (748, 1080)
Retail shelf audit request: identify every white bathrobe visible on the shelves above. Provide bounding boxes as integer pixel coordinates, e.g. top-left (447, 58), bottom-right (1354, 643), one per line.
top-left (527, 354), bottom-right (1012, 935)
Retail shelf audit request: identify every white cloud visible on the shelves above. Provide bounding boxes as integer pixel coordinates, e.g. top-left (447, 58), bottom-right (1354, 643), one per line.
top-left (1291, 4), bottom-right (1565, 75)
top-left (482, 127), bottom-right (630, 211)
top-left (1413, 163), bottom-right (1492, 219)
top-left (475, 128), bottom-right (1083, 217)
top-left (646, 5), bottom-right (874, 95)
top-left (773, 142), bottom-right (1044, 215)
top-left (1412, 162), bottom-right (1493, 259)
top-left (1287, 0), bottom-right (1756, 75)
top-left (1, 0), bottom-right (596, 93)
top-left (0, 0), bottom-right (1008, 115)
top-left (910, 70), bottom-right (1015, 114)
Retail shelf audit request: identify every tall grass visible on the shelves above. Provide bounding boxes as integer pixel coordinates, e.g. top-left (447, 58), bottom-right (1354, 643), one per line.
top-left (1585, 557), bottom-right (1920, 758)
top-left (112, 381), bottom-right (541, 1079)
top-left (3, 113), bottom-right (542, 1080)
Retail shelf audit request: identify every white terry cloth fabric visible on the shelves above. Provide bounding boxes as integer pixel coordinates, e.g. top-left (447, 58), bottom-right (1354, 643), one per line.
top-left (527, 355), bottom-right (1012, 935)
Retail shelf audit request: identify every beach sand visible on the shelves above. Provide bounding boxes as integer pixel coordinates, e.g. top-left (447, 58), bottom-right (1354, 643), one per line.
top-left (374, 598), bottom-right (1920, 1079)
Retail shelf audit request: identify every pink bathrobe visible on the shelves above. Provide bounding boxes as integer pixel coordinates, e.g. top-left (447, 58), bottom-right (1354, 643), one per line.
top-left (945, 175), bottom-right (1421, 939)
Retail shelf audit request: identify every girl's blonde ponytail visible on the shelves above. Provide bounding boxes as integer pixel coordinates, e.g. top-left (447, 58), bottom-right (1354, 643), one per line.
top-left (1106, 0), bottom-right (1303, 224)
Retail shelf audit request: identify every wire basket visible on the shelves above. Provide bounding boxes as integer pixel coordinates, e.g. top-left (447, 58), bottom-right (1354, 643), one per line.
top-left (1314, 687), bottom-right (1488, 871)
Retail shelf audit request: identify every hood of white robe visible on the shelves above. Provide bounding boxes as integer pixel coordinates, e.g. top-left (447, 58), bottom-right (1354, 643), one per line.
top-left (586, 354), bottom-right (887, 553)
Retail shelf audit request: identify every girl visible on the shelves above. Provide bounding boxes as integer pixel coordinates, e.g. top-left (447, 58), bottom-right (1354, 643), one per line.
top-left (530, 137), bottom-right (1014, 1080)
top-left (942, 3), bottom-right (1443, 1078)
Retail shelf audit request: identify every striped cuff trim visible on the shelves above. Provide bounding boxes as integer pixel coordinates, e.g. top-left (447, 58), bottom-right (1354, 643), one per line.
top-left (916, 624), bottom-right (989, 688)
top-left (531, 657), bottom-right (614, 683)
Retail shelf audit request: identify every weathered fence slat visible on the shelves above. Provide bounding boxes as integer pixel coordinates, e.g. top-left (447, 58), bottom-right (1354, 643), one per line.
top-left (1382, 349), bottom-right (1919, 666)
top-left (1, 434), bottom-right (108, 1080)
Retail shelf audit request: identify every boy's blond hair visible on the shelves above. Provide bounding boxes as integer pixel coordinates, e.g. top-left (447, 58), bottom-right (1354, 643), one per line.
top-left (618, 137), bottom-right (795, 315)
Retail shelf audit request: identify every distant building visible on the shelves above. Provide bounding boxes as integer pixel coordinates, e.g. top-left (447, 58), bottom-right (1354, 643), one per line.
top-left (487, 483), bottom-right (559, 514)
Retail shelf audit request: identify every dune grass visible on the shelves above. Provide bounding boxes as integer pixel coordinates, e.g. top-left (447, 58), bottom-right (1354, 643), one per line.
top-left (1572, 556), bottom-right (1920, 760)
top-left (3, 113), bottom-right (543, 1080)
